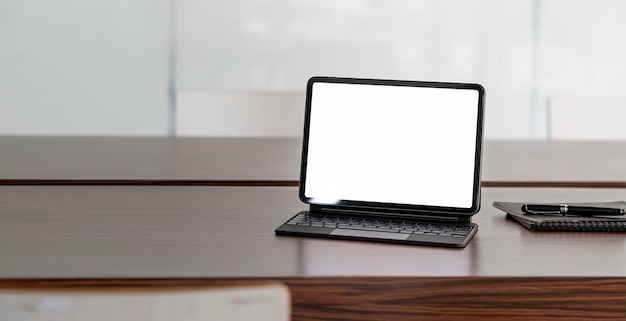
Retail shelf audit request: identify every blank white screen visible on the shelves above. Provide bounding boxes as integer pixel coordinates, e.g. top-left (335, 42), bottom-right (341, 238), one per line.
top-left (304, 82), bottom-right (480, 209)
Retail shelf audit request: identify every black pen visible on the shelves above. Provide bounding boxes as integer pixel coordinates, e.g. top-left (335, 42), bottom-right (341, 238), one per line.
top-left (522, 203), bottom-right (626, 216)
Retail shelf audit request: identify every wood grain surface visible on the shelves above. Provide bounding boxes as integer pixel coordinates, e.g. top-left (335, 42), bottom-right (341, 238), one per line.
top-left (3, 180), bottom-right (626, 188)
top-left (3, 136), bottom-right (626, 187)
top-left (1, 277), bottom-right (625, 320)
top-left (3, 186), bottom-right (626, 319)
top-left (2, 186), bottom-right (626, 279)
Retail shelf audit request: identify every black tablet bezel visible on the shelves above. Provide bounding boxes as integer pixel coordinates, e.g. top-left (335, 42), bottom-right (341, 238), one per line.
top-left (298, 76), bottom-right (485, 217)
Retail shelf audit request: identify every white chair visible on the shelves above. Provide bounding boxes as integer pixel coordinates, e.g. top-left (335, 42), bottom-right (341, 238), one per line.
top-left (175, 91), bottom-right (306, 137)
top-left (0, 283), bottom-right (290, 321)
top-left (547, 96), bottom-right (626, 140)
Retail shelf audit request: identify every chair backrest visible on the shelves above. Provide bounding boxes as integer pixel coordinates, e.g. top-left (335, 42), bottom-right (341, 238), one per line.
top-left (175, 91), bottom-right (306, 137)
top-left (547, 96), bottom-right (626, 140)
top-left (0, 283), bottom-right (290, 321)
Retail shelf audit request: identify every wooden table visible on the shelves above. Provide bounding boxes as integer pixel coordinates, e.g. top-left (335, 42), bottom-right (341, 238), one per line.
top-left (2, 185), bottom-right (626, 319)
top-left (0, 136), bottom-right (301, 186)
top-left (2, 136), bottom-right (626, 187)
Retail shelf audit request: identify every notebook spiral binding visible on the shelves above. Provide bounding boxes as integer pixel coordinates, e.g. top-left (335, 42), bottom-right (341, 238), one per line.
top-left (536, 221), bottom-right (626, 231)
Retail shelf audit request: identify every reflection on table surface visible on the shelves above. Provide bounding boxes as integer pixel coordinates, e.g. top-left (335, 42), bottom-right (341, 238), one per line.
top-left (1, 186), bottom-right (626, 279)
top-left (301, 239), bottom-right (474, 276)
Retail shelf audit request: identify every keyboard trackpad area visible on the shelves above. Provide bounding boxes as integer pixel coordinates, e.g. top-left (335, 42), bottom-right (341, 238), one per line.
top-left (331, 229), bottom-right (409, 240)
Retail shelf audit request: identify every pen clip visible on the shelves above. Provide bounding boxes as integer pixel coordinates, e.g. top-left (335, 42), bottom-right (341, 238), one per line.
top-left (522, 204), bottom-right (568, 216)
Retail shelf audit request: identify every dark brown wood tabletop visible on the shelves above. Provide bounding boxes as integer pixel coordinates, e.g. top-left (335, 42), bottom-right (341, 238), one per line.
top-left (2, 136), bottom-right (626, 187)
top-left (2, 186), bottom-right (626, 319)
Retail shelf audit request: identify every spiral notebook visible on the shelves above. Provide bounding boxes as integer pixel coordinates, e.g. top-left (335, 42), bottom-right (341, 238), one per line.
top-left (493, 201), bottom-right (626, 231)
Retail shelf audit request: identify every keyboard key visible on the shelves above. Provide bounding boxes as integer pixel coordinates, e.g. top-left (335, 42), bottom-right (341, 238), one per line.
top-left (289, 213), bottom-right (470, 239)
top-left (349, 226), bottom-right (401, 233)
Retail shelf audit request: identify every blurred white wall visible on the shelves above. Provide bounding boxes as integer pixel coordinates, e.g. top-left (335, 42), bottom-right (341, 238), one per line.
top-left (0, 0), bottom-right (171, 136)
top-left (177, 0), bottom-right (535, 139)
top-left (536, 0), bottom-right (626, 138)
top-left (1, 0), bottom-right (626, 139)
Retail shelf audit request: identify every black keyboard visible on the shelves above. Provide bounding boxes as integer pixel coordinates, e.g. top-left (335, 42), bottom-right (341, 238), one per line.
top-left (285, 212), bottom-right (472, 238)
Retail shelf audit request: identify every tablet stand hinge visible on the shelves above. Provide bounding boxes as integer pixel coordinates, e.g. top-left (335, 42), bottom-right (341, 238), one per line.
top-left (309, 204), bottom-right (471, 223)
